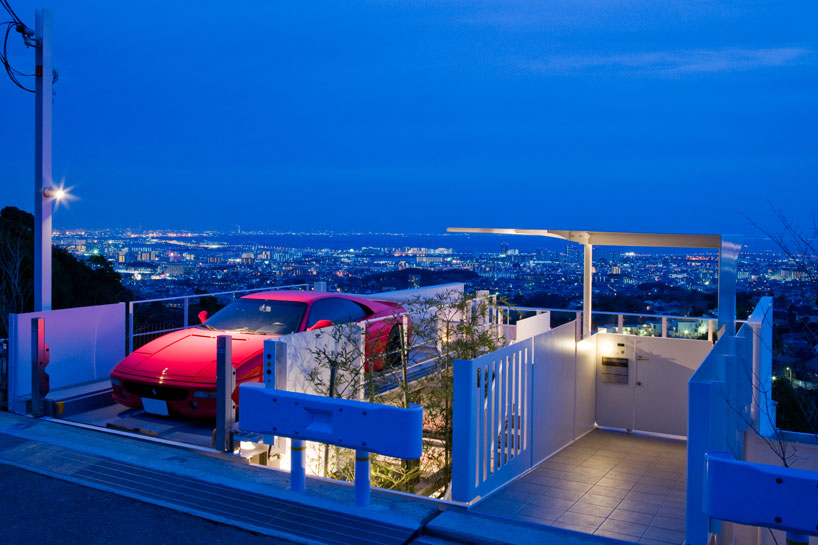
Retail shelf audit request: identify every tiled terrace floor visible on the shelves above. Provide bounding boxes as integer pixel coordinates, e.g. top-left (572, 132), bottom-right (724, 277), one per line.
top-left (472, 429), bottom-right (687, 545)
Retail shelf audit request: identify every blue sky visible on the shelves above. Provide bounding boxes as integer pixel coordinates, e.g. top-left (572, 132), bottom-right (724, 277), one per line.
top-left (1, 1), bottom-right (816, 236)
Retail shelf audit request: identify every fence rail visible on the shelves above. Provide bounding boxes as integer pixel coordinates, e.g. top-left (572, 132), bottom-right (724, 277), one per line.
top-left (499, 304), bottom-right (723, 341)
top-left (127, 283), bottom-right (311, 353)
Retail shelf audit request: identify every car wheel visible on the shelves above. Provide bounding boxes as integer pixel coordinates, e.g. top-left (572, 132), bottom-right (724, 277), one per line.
top-left (384, 326), bottom-right (402, 370)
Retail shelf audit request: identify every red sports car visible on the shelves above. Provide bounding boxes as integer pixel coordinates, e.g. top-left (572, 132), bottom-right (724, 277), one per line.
top-left (110, 291), bottom-right (408, 418)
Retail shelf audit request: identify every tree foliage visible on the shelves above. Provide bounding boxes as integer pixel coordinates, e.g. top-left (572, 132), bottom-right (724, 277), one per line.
top-left (306, 288), bottom-right (506, 497)
top-left (0, 206), bottom-right (133, 338)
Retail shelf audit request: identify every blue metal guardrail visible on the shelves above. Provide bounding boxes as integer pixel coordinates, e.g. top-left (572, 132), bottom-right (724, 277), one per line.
top-left (239, 339), bottom-right (423, 508)
top-left (704, 452), bottom-right (818, 544)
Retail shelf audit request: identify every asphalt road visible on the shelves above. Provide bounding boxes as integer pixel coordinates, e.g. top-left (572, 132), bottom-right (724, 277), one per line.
top-left (0, 464), bottom-right (299, 545)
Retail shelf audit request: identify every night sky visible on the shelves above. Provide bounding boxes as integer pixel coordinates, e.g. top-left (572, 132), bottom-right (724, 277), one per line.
top-left (1, 1), bottom-right (816, 235)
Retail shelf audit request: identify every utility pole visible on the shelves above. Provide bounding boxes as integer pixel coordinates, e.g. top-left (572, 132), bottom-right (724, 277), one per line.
top-left (34, 8), bottom-right (53, 311)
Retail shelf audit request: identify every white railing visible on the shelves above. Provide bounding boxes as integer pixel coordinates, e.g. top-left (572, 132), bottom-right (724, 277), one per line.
top-left (364, 291), bottom-right (504, 396)
top-left (500, 304), bottom-right (721, 341)
top-left (127, 283), bottom-right (310, 353)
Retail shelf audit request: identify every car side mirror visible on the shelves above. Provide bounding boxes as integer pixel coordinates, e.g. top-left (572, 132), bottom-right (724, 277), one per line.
top-left (198, 310), bottom-right (208, 324)
top-left (308, 319), bottom-right (334, 331)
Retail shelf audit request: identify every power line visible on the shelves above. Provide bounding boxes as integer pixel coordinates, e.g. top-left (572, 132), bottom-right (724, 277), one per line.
top-left (0, 0), bottom-right (23, 26)
top-left (2, 20), bottom-right (34, 92)
top-left (1, 1), bottom-right (57, 93)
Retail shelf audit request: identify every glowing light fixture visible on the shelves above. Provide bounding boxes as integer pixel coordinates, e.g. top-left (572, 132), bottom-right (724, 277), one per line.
top-left (42, 181), bottom-right (76, 206)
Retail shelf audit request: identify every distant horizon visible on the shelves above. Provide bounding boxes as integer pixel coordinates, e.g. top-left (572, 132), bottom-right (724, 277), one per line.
top-left (48, 227), bottom-right (795, 255)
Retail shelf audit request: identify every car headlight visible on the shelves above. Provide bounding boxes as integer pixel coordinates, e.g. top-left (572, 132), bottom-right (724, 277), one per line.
top-left (193, 390), bottom-right (216, 399)
top-left (111, 378), bottom-right (121, 387)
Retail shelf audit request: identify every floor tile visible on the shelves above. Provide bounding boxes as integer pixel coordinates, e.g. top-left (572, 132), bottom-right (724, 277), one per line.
top-left (516, 502), bottom-right (566, 520)
top-left (617, 499), bottom-right (662, 515)
top-left (524, 495), bottom-right (575, 511)
top-left (556, 510), bottom-right (605, 530)
top-left (578, 493), bottom-right (622, 508)
top-left (597, 476), bottom-right (636, 490)
top-left (526, 472), bottom-right (559, 487)
top-left (639, 538), bottom-right (680, 545)
top-left (552, 520), bottom-right (599, 533)
top-left (599, 518), bottom-right (648, 538)
top-left (514, 513), bottom-right (555, 526)
top-left (537, 486), bottom-right (585, 501)
top-left (534, 467), bottom-right (568, 479)
top-left (642, 526), bottom-right (685, 543)
top-left (656, 505), bottom-right (685, 519)
top-left (562, 471), bottom-right (605, 485)
top-left (595, 528), bottom-right (640, 543)
top-left (625, 490), bottom-right (667, 504)
top-left (609, 508), bottom-right (654, 525)
top-left (651, 515), bottom-right (685, 532)
top-left (472, 430), bottom-right (687, 542)
top-left (569, 501), bottom-right (615, 518)
top-left (552, 479), bottom-right (594, 492)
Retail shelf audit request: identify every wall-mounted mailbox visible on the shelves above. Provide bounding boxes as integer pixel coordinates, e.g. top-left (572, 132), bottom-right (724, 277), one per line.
top-left (601, 356), bottom-right (629, 384)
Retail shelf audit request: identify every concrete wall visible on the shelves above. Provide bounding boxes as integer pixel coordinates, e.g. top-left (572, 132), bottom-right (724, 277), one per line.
top-left (8, 303), bottom-right (125, 413)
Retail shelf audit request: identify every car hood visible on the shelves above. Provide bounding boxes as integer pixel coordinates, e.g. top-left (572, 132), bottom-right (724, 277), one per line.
top-left (115, 328), bottom-right (274, 380)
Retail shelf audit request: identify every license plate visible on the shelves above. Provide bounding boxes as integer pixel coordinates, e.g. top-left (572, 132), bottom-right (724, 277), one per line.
top-left (142, 397), bottom-right (169, 416)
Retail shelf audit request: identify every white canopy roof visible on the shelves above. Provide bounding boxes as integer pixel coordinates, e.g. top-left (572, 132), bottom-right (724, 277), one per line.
top-left (446, 227), bottom-right (740, 338)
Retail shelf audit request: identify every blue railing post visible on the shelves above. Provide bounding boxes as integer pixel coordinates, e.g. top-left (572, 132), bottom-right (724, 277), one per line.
top-left (452, 357), bottom-right (478, 502)
top-left (291, 438), bottom-right (306, 492)
top-left (355, 450), bottom-right (370, 506)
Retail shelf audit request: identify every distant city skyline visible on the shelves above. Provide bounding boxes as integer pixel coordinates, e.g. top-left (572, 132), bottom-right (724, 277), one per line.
top-left (2, 1), bottom-right (817, 235)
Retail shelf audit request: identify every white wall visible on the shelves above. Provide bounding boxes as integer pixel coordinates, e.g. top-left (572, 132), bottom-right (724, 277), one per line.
top-left (531, 321), bottom-right (589, 464)
top-left (575, 333), bottom-right (597, 437)
top-left (516, 311), bottom-right (551, 342)
top-left (8, 303), bottom-right (125, 413)
top-left (277, 324), bottom-right (364, 398)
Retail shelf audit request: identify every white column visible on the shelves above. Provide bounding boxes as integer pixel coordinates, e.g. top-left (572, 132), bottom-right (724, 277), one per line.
top-left (717, 236), bottom-right (742, 337)
top-left (583, 244), bottom-right (592, 338)
top-left (34, 9), bottom-right (53, 311)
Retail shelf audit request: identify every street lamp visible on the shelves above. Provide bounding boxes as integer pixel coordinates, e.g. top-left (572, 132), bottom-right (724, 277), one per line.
top-left (42, 185), bottom-right (65, 200)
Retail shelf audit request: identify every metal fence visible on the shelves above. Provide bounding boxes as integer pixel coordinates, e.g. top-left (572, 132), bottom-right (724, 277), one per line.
top-left (127, 283), bottom-right (310, 353)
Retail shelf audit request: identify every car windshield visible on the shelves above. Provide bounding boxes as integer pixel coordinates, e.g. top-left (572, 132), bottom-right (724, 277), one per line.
top-left (198, 299), bottom-right (307, 335)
